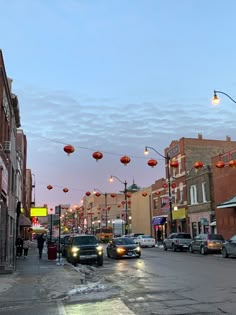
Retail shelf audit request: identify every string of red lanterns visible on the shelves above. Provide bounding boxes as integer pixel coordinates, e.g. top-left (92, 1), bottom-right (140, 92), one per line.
top-left (193, 159), bottom-right (236, 170)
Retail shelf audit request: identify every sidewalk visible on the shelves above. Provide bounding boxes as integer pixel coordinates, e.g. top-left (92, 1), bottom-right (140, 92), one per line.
top-left (0, 241), bottom-right (84, 308)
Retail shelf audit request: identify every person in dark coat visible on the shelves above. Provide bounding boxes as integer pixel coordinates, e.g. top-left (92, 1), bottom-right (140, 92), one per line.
top-left (15, 235), bottom-right (23, 258)
top-left (37, 234), bottom-right (45, 259)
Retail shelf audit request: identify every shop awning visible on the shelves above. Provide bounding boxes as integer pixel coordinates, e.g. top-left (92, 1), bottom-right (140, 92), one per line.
top-left (19, 214), bottom-right (31, 227)
top-left (152, 216), bottom-right (167, 225)
top-left (217, 195), bottom-right (236, 209)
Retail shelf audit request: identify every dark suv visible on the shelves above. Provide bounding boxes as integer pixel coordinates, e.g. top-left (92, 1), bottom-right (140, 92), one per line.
top-left (66, 235), bottom-right (103, 266)
top-left (189, 233), bottom-right (224, 255)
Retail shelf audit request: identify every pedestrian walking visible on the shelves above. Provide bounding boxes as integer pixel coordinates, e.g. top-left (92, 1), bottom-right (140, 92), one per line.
top-left (15, 235), bottom-right (23, 258)
top-left (23, 236), bottom-right (30, 258)
top-left (37, 233), bottom-right (45, 259)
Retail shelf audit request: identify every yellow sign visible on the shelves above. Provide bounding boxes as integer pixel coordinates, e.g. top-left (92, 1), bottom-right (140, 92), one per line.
top-left (30, 207), bottom-right (47, 217)
top-left (172, 208), bottom-right (186, 220)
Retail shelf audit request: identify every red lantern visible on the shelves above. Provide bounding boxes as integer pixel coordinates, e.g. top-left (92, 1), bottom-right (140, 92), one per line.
top-left (117, 204), bottom-right (121, 208)
top-left (97, 207), bottom-right (101, 210)
top-left (121, 201), bottom-right (125, 205)
top-left (120, 155), bottom-right (131, 166)
top-left (162, 183), bottom-right (168, 189)
top-left (171, 183), bottom-right (177, 189)
top-left (194, 161), bottom-right (204, 169)
top-left (155, 191), bottom-right (161, 195)
top-left (47, 185), bottom-right (53, 190)
top-left (85, 191), bottom-right (91, 196)
top-left (170, 159), bottom-right (179, 168)
top-left (126, 193), bottom-right (131, 198)
top-left (215, 160), bottom-right (225, 168)
top-left (128, 200), bottom-right (131, 205)
top-left (92, 151), bottom-right (103, 161)
top-left (229, 160), bottom-right (236, 168)
top-left (110, 193), bottom-right (116, 198)
top-left (64, 145), bottom-right (75, 155)
top-left (108, 206), bottom-right (111, 210)
top-left (63, 188), bottom-right (69, 193)
top-left (97, 212), bottom-right (100, 215)
top-left (87, 207), bottom-right (91, 210)
top-left (147, 159), bottom-right (158, 168)
top-left (95, 192), bottom-right (101, 197)
top-left (142, 192), bottom-right (148, 197)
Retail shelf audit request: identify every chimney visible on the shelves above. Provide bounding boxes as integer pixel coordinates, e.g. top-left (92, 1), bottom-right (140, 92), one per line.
top-left (226, 135), bottom-right (231, 141)
top-left (198, 133), bottom-right (203, 140)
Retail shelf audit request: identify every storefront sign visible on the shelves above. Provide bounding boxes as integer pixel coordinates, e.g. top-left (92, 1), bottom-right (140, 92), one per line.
top-left (172, 208), bottom-right (186, 220)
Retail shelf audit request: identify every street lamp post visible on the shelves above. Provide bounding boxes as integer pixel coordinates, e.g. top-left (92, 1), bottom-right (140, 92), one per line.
top-left (94, 189), bottom-right (108, 227)
top-left (212, 90), bottom-right (236, 105)
top-left (109, 175), bottom-right (128, 235)
top-left (144, 146), bottom-right (173, 233)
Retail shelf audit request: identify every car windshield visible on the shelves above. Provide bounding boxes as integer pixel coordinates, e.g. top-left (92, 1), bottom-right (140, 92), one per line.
top-left (176, 234), bottom-right (191, 239)
top-left (115, 238), bottom-right (135, 245)
top-left (208, 234), bottom-right (224, 241)
top-left (141, 235), bottom-right (152, 239)
top-left (73, 236), bottom-right (97, 245)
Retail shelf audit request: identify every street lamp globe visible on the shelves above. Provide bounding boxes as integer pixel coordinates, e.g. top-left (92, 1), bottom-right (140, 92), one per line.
top-left (212, 90), bottom-right (220, 105)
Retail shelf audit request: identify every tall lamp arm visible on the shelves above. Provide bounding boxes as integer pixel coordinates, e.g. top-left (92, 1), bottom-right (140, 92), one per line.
top-left (214, 90), bottom-right (236, 104)
top-left (145, 146), bottom-right (169, 160)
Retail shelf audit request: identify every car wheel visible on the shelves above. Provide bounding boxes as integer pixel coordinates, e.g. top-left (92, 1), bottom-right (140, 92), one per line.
top-left (200, 246), bottom-right (206, 255)
top-left (222, 247), bottom-right (228, 258)
top-left (189, 245), bottom-right (194, 253)
top-left (163, 244), bottom-right (167, 251)
top-left (172, 243), bottom-right (176, 252)
top-left (97, 256), bottom-right (103, 266)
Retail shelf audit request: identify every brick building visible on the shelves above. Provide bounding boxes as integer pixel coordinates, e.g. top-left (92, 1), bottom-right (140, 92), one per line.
top-left (212, 149), bottom-right (236, 239)
top-left (148, 134), bottom-right (236, 240)
top-left (0, 50), bottom-right (22, 272)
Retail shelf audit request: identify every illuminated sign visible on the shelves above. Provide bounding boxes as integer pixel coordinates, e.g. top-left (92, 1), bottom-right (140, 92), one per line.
top-left (30, 207), bottom-right (47, 217)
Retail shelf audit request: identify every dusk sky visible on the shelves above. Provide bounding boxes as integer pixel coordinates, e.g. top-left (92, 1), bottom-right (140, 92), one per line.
top-left (1, 0), bottom-right (236, 210)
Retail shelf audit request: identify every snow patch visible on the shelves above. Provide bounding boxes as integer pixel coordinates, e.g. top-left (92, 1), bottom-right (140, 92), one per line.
top-left (67, 282), bottom-right (107, 296)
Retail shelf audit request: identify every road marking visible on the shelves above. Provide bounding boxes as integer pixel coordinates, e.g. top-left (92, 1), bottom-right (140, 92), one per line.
top-left (57, 301), bottom-right (67, 315)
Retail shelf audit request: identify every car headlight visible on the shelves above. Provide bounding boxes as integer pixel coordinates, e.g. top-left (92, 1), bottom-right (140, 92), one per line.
top-left (116, 247), bottom-right (126, 253)
top-left (71, 247), bottom-right (79, 253)
top-left (96, 245), bottom-right (103, 251)
top-left (135, 246), bottom-right (141, 251)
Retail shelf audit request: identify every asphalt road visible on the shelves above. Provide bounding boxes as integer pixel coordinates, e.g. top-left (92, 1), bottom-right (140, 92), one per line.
top-left (0, 246), bottom-right (235, 314)
top-left (96, 246), bottom-right (236, 314)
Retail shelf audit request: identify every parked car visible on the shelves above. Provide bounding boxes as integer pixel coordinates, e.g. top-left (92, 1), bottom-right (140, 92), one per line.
top-left (128, 233), bottom-right (144, 238)
top-left (134, 235), bottom-right (155, 248)
top-left (189, 233), bottom-right (224, 255)
top-left (107, 237), bottom-right (141, 259)
top-left (221, 235), bottom-right (236, 258)
top-left (163, 233), bottom-right (192, 251)
top-left (66, 235), bottom-right (103, 266)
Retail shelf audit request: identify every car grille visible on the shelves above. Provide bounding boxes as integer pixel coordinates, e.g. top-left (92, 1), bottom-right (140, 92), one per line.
top-left (80, 249), bottom-right (97, 255)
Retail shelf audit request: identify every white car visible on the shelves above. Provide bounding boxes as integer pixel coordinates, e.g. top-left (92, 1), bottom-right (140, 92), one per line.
top-left (135, 235), bottom-right (155, 248)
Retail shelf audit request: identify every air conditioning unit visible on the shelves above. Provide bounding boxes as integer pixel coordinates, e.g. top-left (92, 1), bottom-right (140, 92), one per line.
top-left (3, 141), bottom-right (11, 153)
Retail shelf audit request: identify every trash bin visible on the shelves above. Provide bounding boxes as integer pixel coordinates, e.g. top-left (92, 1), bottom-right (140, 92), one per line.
top-left (48, 245), bottom-right (57, 260)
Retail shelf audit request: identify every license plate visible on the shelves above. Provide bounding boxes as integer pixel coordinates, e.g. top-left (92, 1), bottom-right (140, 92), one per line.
top-left (127, 252), bottom-right (133, 256)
